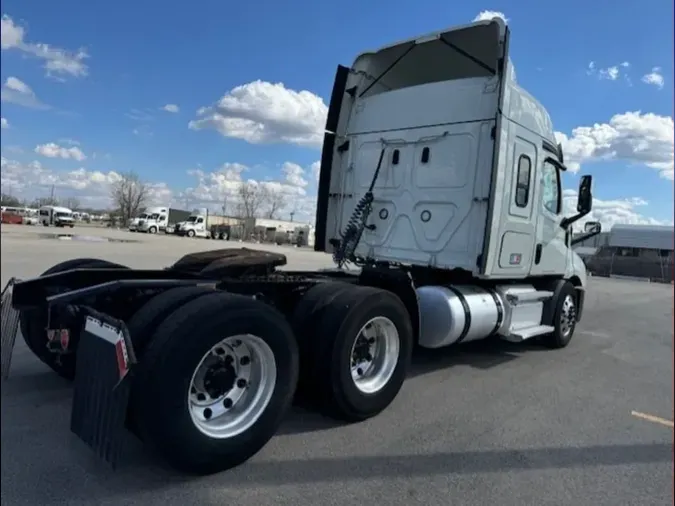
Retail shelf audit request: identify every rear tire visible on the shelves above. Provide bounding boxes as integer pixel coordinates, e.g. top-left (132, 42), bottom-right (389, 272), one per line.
top-left (126, 285), bottom-right (216, 355)
top-left (132, 292), bottom-right (299, 475)
top-left (19, 258), bottom-right (128, 380)
top-left (295, 284), bottom-right (413, 422)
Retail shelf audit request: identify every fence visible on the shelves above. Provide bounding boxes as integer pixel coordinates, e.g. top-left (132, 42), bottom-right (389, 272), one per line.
top-left (584, 253), bottom-right (674, 284)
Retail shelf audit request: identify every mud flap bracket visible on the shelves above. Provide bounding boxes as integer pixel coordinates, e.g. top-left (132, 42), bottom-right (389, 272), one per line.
top-left (70, 307), bottom-right (137, 469)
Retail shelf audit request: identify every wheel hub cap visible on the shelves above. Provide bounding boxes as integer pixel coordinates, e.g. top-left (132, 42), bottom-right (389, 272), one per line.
top-left (349, 316), bottom-right (400, 395)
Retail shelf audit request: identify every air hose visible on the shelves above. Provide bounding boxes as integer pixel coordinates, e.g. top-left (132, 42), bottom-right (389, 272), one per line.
top-left (332, 146), bottom-right (386, 268)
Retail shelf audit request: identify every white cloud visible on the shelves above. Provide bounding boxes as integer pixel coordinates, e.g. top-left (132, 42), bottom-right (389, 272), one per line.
top-left (563, 189), bottom-right (672, 230)
top-left (0, 76), bottom-right (48, 109)
top-left (162, 104), bottom-right (180, 113)
top-left (1, 157), bottom-right (171, 209)
top-left (586, 61), bottom-right (631, 82)
top-left (281, 162), bottom-right (309, 188)
top-left (641, 67), bottom-right (665, 90)
top-left (473, 11), bottom-right (508, 23)
top-left (310, 161), bottom-right (321, 182)
top-left (554, 111), bottom-right (674, 180)
top-left (181, 160), bottom-right (320, 221)
top-left (1, 117), bottom-right (8, 129)
top-left (189, 80), bottom-right (328, 149)
top-left (35, 142), bottom-right (87, 161)
top-left (1, 14), bottom-right (89, 79)
top-left (2, 156), bottom-right (668, 227)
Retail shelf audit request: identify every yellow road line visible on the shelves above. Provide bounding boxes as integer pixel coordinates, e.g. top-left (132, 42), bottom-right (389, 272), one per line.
top-left (631, 411), bottom-right (674, 428)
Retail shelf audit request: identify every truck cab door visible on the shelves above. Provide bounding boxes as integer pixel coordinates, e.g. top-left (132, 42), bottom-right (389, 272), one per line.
top-left (529, 158), bottom-right (568, 275)
top-left (196, 217), bottom-right (205, 231)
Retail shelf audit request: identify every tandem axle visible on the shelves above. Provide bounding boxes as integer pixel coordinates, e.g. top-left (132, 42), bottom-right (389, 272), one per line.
top-left (0, 247), bottom-right (584, 475)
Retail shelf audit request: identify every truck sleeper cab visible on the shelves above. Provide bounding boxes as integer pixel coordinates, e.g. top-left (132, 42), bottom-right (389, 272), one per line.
top-left (0, 18), bottom-right (600, 477)
top-left (136, 207), bottom-right (168, 234)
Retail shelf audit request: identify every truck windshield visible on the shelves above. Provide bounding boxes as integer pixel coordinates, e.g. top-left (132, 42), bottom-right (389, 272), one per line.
top-left (149, 213), bottom-right (160, 219)
top-left (138, 213), bottom-right (148, 219)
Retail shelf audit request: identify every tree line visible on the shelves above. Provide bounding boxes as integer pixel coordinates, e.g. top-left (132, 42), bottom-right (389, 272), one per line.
top-left (111, 172), bottom-right (296, 223)
top-left (2, 171), bottom-right (298, 224)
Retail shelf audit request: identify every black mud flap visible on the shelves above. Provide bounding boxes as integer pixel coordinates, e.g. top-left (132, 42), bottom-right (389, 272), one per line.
top-left (70, 307), bottom-right (137, 469)
top-left (1, 278), bottom-right (22, 380)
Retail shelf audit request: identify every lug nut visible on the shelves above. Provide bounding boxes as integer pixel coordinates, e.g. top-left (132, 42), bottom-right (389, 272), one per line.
top-left (215, 347), bottom-right (225, 355)
top-left (203, 408), bottom-right (212, 419)
top-left (224, 355), bottom-right (234, 365)
top-left (240, 356), bottom-right (250, 366)
top-left (367, 337), bottom-right (375, 344)
top-left (234, 339), bottom-right (242, 347)
top-left (357, 368), bottom-right (364, 376)
top-left (197, 393), bottom-right (206, 401)
top-left (223, 398), bottom-right (233, 409)
top-left (365, 353), bottom-right (373, 361)
top-left (236, 378), bottom-right (247, 388)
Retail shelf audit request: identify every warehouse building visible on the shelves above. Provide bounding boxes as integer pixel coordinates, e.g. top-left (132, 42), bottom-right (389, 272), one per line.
top-left (242, 218), bottom-right (314, 246)
top-left (579, 224), bottom-right (673, 283)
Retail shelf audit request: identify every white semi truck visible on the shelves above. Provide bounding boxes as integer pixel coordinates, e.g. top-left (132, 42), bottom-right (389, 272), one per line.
top-left (174, 208), bottom-right (230, 238)
top-left (129, 207), bottom-right (191, 233)
top-left (1, 18), bottom-right (601, 476)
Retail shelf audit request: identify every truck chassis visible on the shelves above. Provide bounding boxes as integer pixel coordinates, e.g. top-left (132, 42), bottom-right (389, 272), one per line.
top-left (0, 247), bottom-right (584, 475)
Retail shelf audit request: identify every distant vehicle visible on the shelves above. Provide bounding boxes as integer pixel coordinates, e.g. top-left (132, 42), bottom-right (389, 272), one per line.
top-left (0, 207), bottom-right (23, 224)
top-left (174, 208), bottom-right (230, 238)
top-left (38, 206), bottom-right (75, 228)
top-left (1, 206), bottom-right (38, 224)
top-left (130, 207), bottom-right (191, 234)
top-left (128, 213), bottom-right (145, 231)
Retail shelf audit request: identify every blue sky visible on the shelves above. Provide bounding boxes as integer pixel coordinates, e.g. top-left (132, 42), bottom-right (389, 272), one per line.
top-left (1, 0), bottom-right (673, 226)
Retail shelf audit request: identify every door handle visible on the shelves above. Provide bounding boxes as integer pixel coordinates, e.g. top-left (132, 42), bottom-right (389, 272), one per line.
top-left (535, 244), bottom-right (543, 265)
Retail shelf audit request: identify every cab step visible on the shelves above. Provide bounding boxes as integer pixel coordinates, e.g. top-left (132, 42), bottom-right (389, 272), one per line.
top-left (503, 325), bottom-right (555, 342)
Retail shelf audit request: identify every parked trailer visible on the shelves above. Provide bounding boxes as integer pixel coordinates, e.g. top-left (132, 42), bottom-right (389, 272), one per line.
top-left (1, 18), bottom-right (601, 476)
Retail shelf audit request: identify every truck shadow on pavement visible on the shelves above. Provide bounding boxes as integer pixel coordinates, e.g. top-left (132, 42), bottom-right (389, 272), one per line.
top-left (280, 337), bottom-right (545, 435)
top-left (2, 339), bottom-right (672, 503)
top-left (5, 439), bottom-right (671, 504)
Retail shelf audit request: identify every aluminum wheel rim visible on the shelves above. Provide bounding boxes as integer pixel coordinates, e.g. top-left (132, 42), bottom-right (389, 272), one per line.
top-left (560, 295), bottom-right (576, 337)
top-left (188, 334), bottom-right (277, 439)
top-left (349, 316), bottom-right (400, 395)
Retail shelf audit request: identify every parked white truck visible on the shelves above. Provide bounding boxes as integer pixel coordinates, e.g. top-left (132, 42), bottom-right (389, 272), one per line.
top-left (174, 208), bottom-right (230, 238)
top-left (2, 18), bottom-right (601, 476)
top-left (130, 207), bottom-right (191, 234)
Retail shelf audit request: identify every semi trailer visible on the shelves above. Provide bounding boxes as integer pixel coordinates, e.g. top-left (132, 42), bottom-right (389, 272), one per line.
top-left (0, 18), bottom-right (601, 476)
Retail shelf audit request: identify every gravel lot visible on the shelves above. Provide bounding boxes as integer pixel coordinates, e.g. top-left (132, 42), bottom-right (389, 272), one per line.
top-left (1, 225), bottom-right (673, 506)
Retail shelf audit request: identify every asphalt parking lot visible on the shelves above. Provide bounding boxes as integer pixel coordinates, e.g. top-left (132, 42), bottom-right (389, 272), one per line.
top-left (1, 225), bottom-right (673, 506)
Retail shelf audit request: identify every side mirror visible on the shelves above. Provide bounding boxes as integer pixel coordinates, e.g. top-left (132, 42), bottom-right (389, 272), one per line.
top-left (577, 175), bottom-right (592, 213)
top-left (584, 221), bottom-right (601, 234)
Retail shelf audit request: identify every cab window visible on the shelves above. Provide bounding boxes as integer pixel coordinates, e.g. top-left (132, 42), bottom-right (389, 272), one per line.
top-left (541, 160), bottom-right (561, 214)
top-left (514, 155), bottom-right (531, 208)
